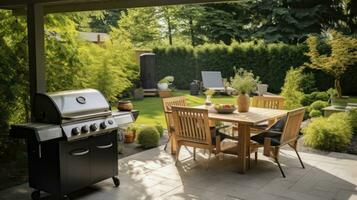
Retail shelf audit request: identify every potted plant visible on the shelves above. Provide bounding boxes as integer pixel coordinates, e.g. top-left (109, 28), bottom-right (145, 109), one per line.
top-left (157, 76), bottom-right (174, 90)
top-left (304, 30), bottom-right (357, 108)
top-left (117, 100), bottom-right (133, 111)
top-left (229, 68), bottom-right (260, 112)
top-left (204, 89), bottom-right (215, 106)
top-left (124, 124), bottom-right (137, 143)
top-left (133, 88), bottom-right (144, 100)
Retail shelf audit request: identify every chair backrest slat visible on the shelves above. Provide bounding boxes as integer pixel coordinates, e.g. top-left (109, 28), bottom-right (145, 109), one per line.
top-left (280, 108), bottom-right (305, 145)
top-left (172, 106), bottom-right (212, 145)
top-left (252, 96), bottom-right (285, 110)
top-left (162, 96), bottom-right (187, 131)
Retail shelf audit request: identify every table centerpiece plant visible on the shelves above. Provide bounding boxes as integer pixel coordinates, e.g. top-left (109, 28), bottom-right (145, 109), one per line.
top-left (229, 68), bottom-right (260, 112)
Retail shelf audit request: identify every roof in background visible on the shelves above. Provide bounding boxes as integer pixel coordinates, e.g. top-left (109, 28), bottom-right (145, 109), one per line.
top-left (78, 32), bottom-right (110, 43)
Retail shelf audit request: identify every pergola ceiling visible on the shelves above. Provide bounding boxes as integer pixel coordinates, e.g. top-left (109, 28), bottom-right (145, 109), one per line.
top-left (1, 0), bottom-right (238, 14)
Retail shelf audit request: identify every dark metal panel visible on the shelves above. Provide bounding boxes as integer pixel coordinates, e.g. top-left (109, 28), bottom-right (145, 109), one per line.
top-left (27, 4), bottom-right (46, 122)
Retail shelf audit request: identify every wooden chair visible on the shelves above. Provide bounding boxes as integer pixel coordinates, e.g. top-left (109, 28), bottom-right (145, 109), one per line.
top-left (171, 106), bottom-right (221, 168)
top-left (251, 96), bottom-right (285, 131)
top-left (251, 108), bottom-right (305, 177)
top-left (162, 96), bottom-right (187, 151)
top-left (251, 96), bottom-right (285, 110)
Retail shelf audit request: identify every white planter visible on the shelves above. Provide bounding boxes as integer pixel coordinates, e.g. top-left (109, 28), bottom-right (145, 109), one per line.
top-left (257, 84), bottom-right (268, 96)
top-left (157, 83), bottom-right (169, 90)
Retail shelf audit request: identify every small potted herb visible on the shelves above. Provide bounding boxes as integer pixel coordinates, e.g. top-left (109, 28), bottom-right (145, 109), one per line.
top-left (157, 76), bottom-right (174, 90)
top-left (204, 89), bottom-right (215, 106)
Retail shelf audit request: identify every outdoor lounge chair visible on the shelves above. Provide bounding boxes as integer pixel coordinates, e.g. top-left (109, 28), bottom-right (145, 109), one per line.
top-left (250, 107), bottom-right (305, 178)
top-left (201, 71), bottom-right (236, 94)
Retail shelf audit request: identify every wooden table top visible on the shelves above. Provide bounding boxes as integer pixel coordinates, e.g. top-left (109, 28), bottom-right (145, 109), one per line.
top-left (195, 105), bottom-right (288, 125)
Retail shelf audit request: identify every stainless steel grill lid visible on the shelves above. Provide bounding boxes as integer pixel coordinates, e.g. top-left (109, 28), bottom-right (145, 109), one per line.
top-left (34, 89), bottom-right (111, 124)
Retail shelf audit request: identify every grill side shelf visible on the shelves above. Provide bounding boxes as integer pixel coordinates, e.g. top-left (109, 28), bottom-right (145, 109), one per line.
top-left (10, 123), bottom-right (63, 142)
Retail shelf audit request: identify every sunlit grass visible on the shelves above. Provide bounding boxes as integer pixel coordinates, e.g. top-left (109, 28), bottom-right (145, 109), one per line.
top-left (131, 90), bottom-right (236, 127)
top-left (131, 90), bottom-right (357, 127)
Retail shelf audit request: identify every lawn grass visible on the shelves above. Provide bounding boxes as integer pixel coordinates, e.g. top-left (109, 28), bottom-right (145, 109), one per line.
top-left (131, 90), bottom-right (357, 127)
top-left (131, 90), bottom-right (236, 127)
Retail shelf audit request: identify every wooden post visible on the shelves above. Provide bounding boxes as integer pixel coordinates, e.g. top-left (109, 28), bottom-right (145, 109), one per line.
top-left (27, 3), bottom-right (46, 121)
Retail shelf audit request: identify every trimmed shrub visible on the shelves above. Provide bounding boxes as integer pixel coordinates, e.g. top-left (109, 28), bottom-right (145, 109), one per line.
top-left (301, 91), bottom-right (330, 106)
top-left (310, 100), bottom-right (329, 111)
top-left (153, 42), bottom-right (357, 94)
top-left (309, 109), bottom-right (322, 118)
top-left (348, 108), bottom-right (357, 133)
top-left (155, 124), bottom-right (164, 137)
top-left (280, 68), bottom-right (304, 109)
top-left (303, 113), bottom-right (353, 152)
top-left (136, 126), bottom-right (160, 149)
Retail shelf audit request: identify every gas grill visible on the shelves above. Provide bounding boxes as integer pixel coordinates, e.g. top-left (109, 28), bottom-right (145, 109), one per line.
top-left (10, 89), bottom-right (134, 200)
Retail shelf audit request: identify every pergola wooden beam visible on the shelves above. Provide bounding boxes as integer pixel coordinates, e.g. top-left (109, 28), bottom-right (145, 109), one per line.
top-left (1, 0), bottom-right (238, 14)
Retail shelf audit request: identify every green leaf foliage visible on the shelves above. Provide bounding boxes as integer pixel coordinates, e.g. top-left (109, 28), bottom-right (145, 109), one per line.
top-left (303, 113), bottom-right (353, 152)
top-left (301, 91), bottom-right (329, 106)
top-left (309, 110), bottom-right (322, 118)
top-left (310, 100), bottom-right (329, 111)
top-left (280, 68), bottom-right (304, 109)
top-left (136, 126), bottom-right (160, 149)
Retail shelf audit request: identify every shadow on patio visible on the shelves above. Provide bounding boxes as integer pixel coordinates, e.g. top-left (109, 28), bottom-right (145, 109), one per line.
top-left (1, 145), bottom-right (356, 200)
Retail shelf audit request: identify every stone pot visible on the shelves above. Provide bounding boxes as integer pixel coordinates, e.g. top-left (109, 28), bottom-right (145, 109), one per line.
top-left (237, 93), bottom-right (250, 112)
top-left (118, 100), bottom-right (133, 111)
top-left (257, 84), bottom-right (268, 96)
top-left (134, 89), bottom-right (144, 100)
top-left (331, 96), bottom-right (349, 109)
top-left (157, 83), bottom-right (168, 90)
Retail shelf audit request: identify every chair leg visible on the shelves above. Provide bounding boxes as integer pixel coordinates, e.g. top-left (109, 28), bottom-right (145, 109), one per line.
top-left (163, 133), bottom-right (171, 151)
top-left (206, 149), bottom-right (212, 169)
top-left (193, 147), bottom-right (196, 161)
top-left (274, 157), bottom-right (286, 178)
top-left (175, 144), bottom-right (182, 165)
top-left (293, 148), bottom-right (305, 169)
top-left (254, 152), bottom-right (258, 165)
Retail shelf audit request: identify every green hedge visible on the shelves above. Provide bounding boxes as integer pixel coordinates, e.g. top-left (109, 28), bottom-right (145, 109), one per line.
top-left (153, 42), bottom-right (357, 94)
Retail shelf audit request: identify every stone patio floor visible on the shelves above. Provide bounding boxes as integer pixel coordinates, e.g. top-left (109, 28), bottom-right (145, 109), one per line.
top-left (1, 145), bottom-right (357, 200)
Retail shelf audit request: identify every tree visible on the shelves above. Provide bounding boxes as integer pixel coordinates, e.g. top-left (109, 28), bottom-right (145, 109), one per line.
top-left (304, 30), bottom-right (357, 97)
top-left (194, 3), bottom-right (252, 44)
top-left (116, 8), bottom-right (162, 48)
top-left (89, 9), bottom-right (125, 33)
top-left (248, 0), bottom-right (346, 43)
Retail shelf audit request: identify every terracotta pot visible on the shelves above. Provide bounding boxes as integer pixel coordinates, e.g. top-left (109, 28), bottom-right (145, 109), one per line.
top-left (124, 130), bottom-right (136, 143)
top-left (118, 100), bottom-right (133, 111)
top-left (237, 93), bottom-right (250, 112)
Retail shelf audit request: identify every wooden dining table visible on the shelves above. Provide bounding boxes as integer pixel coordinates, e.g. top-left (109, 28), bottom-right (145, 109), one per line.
top-left (171, 105), bottom-right (288, 174)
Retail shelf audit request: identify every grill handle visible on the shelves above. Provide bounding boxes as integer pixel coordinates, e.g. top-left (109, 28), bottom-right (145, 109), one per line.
top-left (62, 111), bottom-right (111, 120)
top-left (70, 149), bottom-right (90, 156)
top-left (96, 143), bottom-right (113, 149)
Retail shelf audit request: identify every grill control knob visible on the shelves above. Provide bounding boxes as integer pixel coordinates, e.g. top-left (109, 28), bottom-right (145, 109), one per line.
top-left (100, 121), bottom-right (107, 129)
top-left (71, 127), bottom-right (80, 136)
top-left (81, 125), bottom-right (89, 133)
top-left (108, 120), bottom-right (114, 125)
top-left (90, 123), bottom-right (98, 131)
